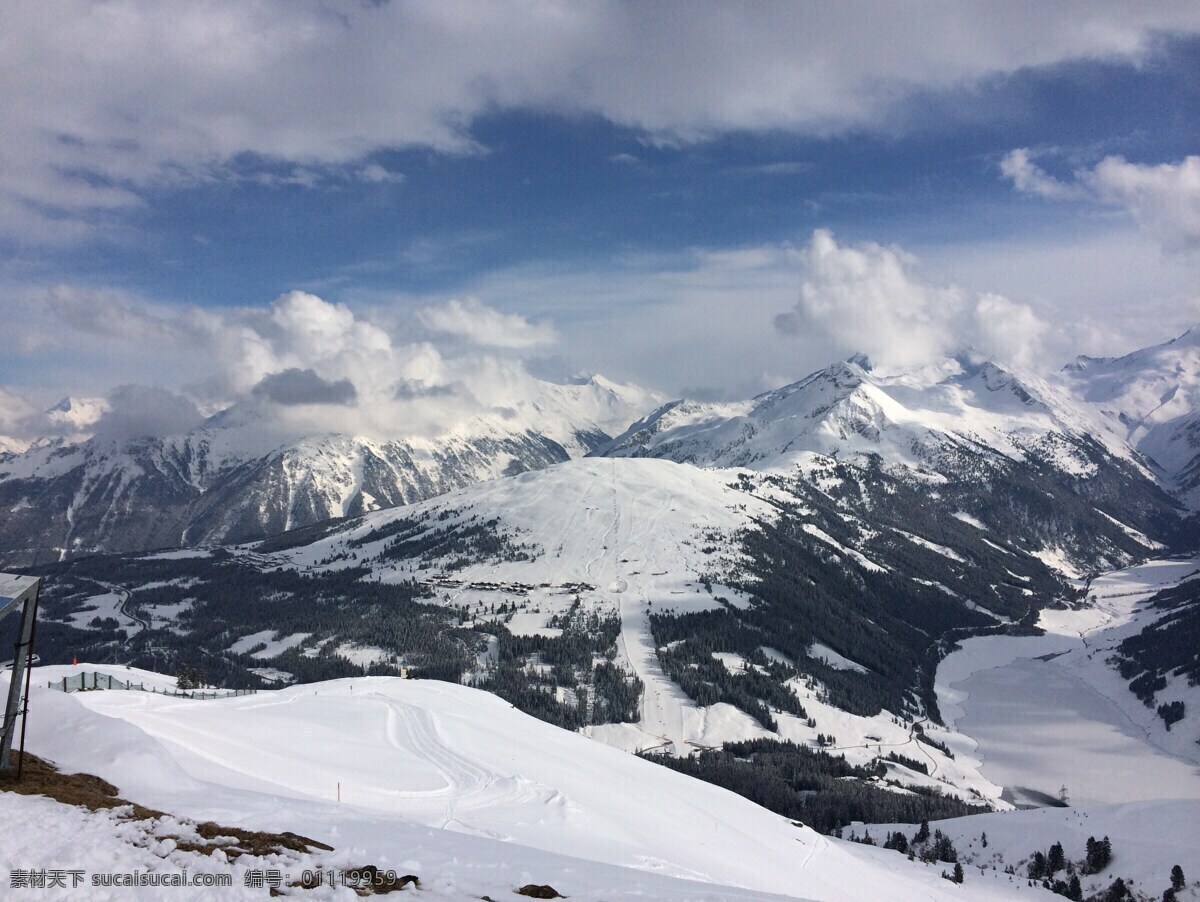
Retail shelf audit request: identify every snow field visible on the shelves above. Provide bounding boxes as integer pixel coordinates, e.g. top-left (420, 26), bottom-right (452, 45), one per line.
top-left (4, 670), bottom-right (1030, 901)
top-left (874, 799), bottom-right (1200, 902)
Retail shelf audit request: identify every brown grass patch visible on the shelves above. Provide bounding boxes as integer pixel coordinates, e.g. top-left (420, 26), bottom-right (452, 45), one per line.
top-left (0, 751), bottom-right (331, 857)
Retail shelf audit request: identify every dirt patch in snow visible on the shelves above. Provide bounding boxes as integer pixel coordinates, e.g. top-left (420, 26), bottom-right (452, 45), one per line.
top-left (0, 751), bottom-right (333, 859)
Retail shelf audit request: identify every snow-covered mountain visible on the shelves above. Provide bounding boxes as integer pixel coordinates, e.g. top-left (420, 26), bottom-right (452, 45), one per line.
top-left (0, 376), bottom-right (660, 566)
top-left (23, 362), bottom-right (1200, 882)
top-left (601, 354), bottom-right (1190, 578)
top-left (8, 331), bottom-right (1200, 569)
top-left (31, 448), bottom-right (1183, 813)
top-left (1064, 327), bottom-right (1200, 506)
top-left (604, 355), bottom-right (1134, 480)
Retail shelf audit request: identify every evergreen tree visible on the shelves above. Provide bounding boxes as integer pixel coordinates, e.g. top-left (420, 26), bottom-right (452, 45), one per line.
top-left (952, 862), bottom-right (964, 884)
top-left (1171, 865), bottom-right (1185, 891)
top-left (929, 830), bottom-right (957, 863)
top-left (1085, 835), bottom-right (1113, 874)
top-left (1028, 851), bottom-right (1047, 879)
top-left (883, 831), bottom-right (909, 854)
top-left (914, 819), bottom-right (930, 844)
top-left (1066, 874), bottom-right (1082, 902)
top-left (1103, 877), bottom-right (1129, 901)
top-left (1048, 841), bottom-right (1066, 875)
top-left (980, 831), bottom-right (988, 848)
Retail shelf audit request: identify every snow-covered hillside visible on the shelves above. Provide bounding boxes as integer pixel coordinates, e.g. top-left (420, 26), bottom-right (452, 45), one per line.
top-left (1, 665), bottom-right (1037, 901)
top-left (874, 801), bottom-right (1200, 902)
top-left (1065, 327), bottom-right (1200, 507)
top-left (213, 457), bottom-right (1055, 807)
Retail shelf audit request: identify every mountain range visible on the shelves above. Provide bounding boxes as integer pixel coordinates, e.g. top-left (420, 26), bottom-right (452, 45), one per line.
top-left (14, 327), bottom-right (1200, 870)
top-left (0, 375), bottom-right (659, 566)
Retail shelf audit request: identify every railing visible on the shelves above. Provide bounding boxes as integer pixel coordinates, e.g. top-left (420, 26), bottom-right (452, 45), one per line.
top-left (48, 671), bottom-right (256, 699)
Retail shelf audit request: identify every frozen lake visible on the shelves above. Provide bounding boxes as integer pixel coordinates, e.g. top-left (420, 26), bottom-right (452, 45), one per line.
top-left (939, 556), bottom-right (1200, 808)
top-left (951, 652), bottom-right (1200, 806)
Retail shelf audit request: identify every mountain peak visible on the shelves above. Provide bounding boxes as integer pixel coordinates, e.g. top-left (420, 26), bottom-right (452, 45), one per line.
top-left (1169, 324), bottom-right (1200, 345)
top-left (44, 395), bottom-right (108, 432)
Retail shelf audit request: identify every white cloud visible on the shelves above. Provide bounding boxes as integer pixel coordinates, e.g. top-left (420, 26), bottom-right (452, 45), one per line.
top-left (780, 230), bottom-right (962, 370)
top-left (973, 293), bottom-right (1048, 371)
top-left (3, 2), bottom-right (1198, 240)
top-left (0, 284), bottom-right (573, 444)
top-left (998, 149), bottom-right (1087, 201)
top-left (1089, 155), bottom-right (1200, 253)
top-left (0, 387), bottom-right (40, 451)
top-left (1, 226), bottom-right (1194, 435)
top-left (357, 163), bottom-right (405, 184)
top-left (775, 230), bottom-right (1049, 373)
top-left (251, 368), bottom-right (357, 406)
top-left (1002, 149), bottom-right (1200, 253)
top-left (417, 297), bottom-right (558, 349)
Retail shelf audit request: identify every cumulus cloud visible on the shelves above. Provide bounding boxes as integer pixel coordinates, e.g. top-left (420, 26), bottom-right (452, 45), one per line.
top-left (973, 293), bottom-right (1049, 371)
top-left (392, 379), bottom-right (457, 401)
top-left (417, 297), bottom-right (558, 349)
top-left (1002, 149), bottom-right (1200, 253)
top-left (46, 285), bottom-right (180, 342)
top-left (778, 230), bottom-right (962, 370)
top-left (3, 2), bottom-right (1199, 240)
top-left (775, 230), bottom-right (1048, 372)
top-left (356, 163), bottom-right (405, 184)
top-left (0, 388), bottom-right (40, 451)
top-left (0, 283), bottom-right (575, 445)
top-left (251, 368), bottom-right (357, 406)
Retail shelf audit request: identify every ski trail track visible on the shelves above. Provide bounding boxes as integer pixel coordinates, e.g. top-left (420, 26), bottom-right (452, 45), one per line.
top-left (608, 459), bottom-right (693, 753)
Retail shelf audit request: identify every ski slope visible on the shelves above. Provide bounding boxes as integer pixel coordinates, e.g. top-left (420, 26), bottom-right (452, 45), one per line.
top-left (283, 458), bottom-right (778, 753)
top-left (4, 665), bottom-right (1031, 901)
top-left (268, 457), bottom-right (999, 790)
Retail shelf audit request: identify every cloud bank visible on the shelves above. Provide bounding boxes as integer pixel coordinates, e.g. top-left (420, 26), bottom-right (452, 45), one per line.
top-left (3, 2), bottom-right (1198, 241)
top-left (0, 289), bottom-right (568, 448)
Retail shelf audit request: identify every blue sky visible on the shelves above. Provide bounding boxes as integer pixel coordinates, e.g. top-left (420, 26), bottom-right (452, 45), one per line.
top-left (1, 2), bottom-right (1199, 440)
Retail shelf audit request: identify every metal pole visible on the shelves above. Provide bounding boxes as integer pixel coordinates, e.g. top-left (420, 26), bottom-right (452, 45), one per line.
top-left (15, 584), bottom-right (40, 780)
top-left (1, 580), bottom-right (39, 770)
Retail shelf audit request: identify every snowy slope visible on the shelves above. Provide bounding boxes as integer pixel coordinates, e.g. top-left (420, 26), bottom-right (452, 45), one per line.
top-left (249, 457), bottom-right (1012, 803)
top-left (278, 457), bottom-right (778, 754)
top-left (1065, 326), bottom-right (1200, 506)
top-left (2, 665), bottom-right (1036, 901)
top-left (874, 801), bottom-right (1200, 902)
